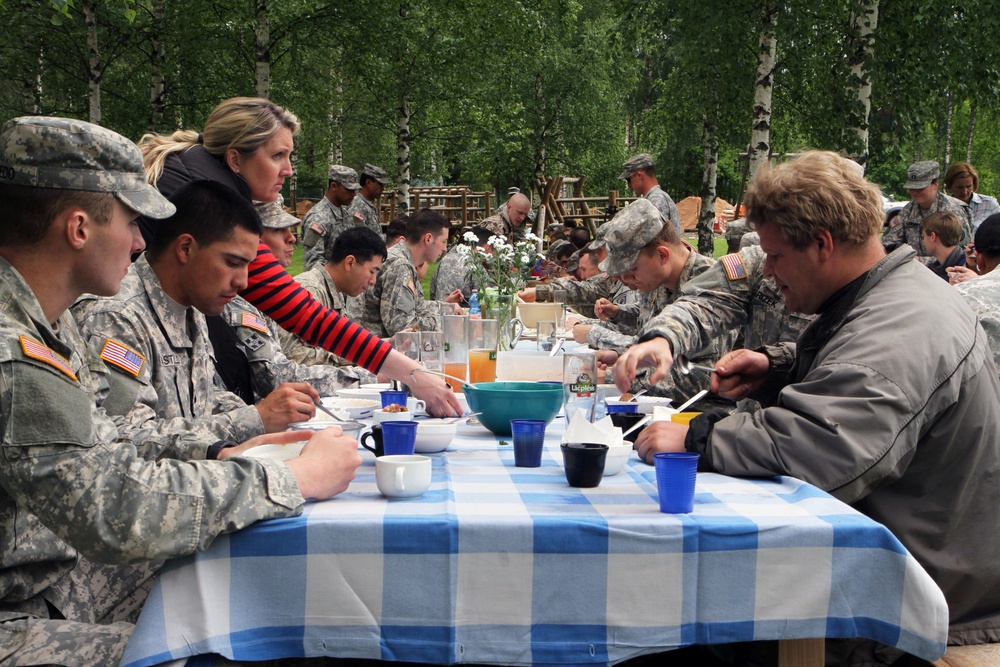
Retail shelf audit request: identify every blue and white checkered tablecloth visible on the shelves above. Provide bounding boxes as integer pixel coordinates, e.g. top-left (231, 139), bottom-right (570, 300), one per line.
top-left (121, 418), bottom-right (948, 667)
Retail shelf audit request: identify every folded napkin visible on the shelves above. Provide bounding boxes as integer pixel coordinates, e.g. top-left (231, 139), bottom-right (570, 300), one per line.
top-left (651, 405), bottom-right (679, 422)
top-left (563, 409), bottom-right (627, 447)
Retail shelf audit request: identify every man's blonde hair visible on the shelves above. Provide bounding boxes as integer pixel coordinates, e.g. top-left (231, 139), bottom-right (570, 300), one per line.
top-left (745, 151), bottom-right (883, 248)
top-left (139, 97), bottom-right (301, 186)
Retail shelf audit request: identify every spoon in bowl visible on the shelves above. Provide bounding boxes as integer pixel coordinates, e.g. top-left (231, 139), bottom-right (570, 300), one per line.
top-left (674, 355), bottom-right (717, 376)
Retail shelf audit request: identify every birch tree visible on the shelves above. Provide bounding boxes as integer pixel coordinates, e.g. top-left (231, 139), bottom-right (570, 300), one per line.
top-left (843, 0), bottom-right (878, 167)
top-left (747, 0), bottom-right (778, 181)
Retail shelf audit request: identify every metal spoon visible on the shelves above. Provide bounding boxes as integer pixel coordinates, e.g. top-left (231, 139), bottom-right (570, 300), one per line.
top-left (675, 355), bottom-right (716, 376)
top-left (314, 401), bottom-right (350, 421)
top-left (409, 367), bottom-right (472, 389)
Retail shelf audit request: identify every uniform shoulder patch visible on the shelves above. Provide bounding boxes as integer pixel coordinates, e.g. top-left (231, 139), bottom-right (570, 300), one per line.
top-left (406, 278), bottom-right (416, 295)
top-left (100, 338), bottom-right (145, 377)
top-left (354, 211), bottom-right (365, 221)
top-left (20, 336), bottom-right (78, 380)
top-left (241, 312), bottom-right (269, 334)
top-left (309, 222), bottom-right (325, 235)
top-left (721, 253), bottom-right (748, 281)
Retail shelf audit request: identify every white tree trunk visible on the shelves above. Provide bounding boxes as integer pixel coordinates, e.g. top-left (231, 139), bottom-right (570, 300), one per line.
top-left (967, 100), bottom-right (976, 163)
top-left (84, 0), bottom-right (101, 124)
top-left (327, 47), bottom-right (345, 165)
top-left (148, 0), bottom-right (166, 131)
top-left (254, 0), bottom-right (270, 99)
top-left (747, 0), bottom-right (777, 181)
top-left (396, 94), bottom-right (412, 213)
top-left (845, 0), bottom-right (878, 167)
top-left (944, 89), bottom-right (953, 167)
top-left (698, 108), bottom-right (719, 256)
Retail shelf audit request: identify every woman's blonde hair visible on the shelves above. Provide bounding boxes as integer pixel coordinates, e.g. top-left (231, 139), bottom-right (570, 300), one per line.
top-left (138, 97), bottom-right (301, 185)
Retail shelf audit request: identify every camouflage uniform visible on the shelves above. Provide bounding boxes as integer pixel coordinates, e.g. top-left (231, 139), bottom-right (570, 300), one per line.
top-left (430, 244), bottom-right (476, 302)
top-left (883, 192), bottom-right (973, 257)
top-left (301, 197), bottom-right (345, 271)
top-left (534, 274), bottom-right (617, 319)
top-left (644, 184), bottom-right (683, 236)
top-left (956, 270), bottom-right (1000, 376)
top-left (346, 192), bottom-right (383, 237)
top-left (480, 206), bottom-right (525, 244)
top-left (222, 296), bottom-right (373, 401)
top-left (352, 242), bottom-right (444, 338)
top-left (0, 262), bottom-right (302, 664)
top-left (278, 266), bottom-right (360, 367)
top-left (73, 255), bottom-right (265, 442)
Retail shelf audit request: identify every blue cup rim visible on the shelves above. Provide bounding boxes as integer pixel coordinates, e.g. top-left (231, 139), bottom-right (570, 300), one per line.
top-left (653, 452), bottom-right (700, 461)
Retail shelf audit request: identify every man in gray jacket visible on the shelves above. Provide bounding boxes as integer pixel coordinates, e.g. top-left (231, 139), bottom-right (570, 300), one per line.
top-left (616, 151), bottom-right (1000, 655)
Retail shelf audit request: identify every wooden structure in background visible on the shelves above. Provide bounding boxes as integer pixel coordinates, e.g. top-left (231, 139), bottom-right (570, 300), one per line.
top-left (381, 186), bottom-right (493, 226)
top-left (535, 175), bottom-right (636, 237)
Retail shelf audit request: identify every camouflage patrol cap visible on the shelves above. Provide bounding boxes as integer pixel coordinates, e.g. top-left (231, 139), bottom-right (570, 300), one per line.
top-left (546, 239), bottom-right (571, 261)
top-left (0, 116), bottom-right (175, 219)
top-left (255, 195), bottom-right (300, 229)
top-left (598, 198), bottom-right (665, 276)
top-left (904, 161), bottom-right (940, 190)
top-left (362, 163), bottom-right (389, 185)
top-left (589, 222), bottom-right (610, 249)
top-left (619, 153), bottom-right (656, 180)
top-left (328, 164), bottom-right (361, 190)
top-left (565, 249), bottom-right (581, 273)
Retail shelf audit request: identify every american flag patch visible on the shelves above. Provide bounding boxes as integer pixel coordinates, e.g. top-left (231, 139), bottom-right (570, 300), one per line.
top-left (241, 312), bottom-right (269, 334)
top-left (100, 339), bottom-right (145, 377)
top-left (721, 253), bottom-right (747, 281)
top-left (20, 336), bottom-right (77, 380)
top-left (354, 211), bottom-right (364, 221)
top-left (309, 222), bottom-right (324, 235)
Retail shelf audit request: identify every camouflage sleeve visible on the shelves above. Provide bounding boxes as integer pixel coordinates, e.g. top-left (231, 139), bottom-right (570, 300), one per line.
top-left (881, 220), bottom-right (905, 250)
top-left (0, 358), bottom-right (303, 565)
top-left (537, 276), bottom-right (608, 309)
top-left (609, 299), bottom-right (641, 333)
top-left (379, 263), bottom-right (439, 337)
top-left (277, 325), bottom-right (351, 368)
top-left (586, 323), bottom-right (636, 352)
top-left (303, 237), bottom-right (325, 271)
top-left (642, 290), bottom-right (751, 359)
top-left (960, 206), bottom-right (974, 248)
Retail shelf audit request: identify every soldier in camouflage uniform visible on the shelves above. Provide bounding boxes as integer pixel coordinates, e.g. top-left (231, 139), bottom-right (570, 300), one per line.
top-left (0, 116), bottom-right (360, 665)
top-left (345, 163), bottom-right (389, 238)
top-left (75, 181), bottom-right (324, 440)
top-left (882, 160), bottom-right (974, 259)
top-left (352, 209), bottom-right (454, 338)
top-left (480, 192), bottom-right (532, 244)
top-left (430, 226), bottom-right (490, 302)
top-left (301, 165), bottom-right (360, 271)
top-left (586, 199), bottom-right (727, 406)
top-left (621, 153), bottom-right (682, 236)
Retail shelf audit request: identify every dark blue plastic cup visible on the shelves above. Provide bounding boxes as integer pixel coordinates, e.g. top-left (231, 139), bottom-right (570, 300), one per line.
top-left (654, 452), bottom-right (700, 513)
top-left (606, 401), bottom-right (639, 414)
top-left (380, 421), bottom-right (418, 456)
top-left (380, 390), bottom-right (409, 409)
top-left (510, 419), bottom-right (547, 467)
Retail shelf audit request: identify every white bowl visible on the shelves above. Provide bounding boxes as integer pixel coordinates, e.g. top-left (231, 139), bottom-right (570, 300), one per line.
top-left (414, 419), bottom-right (457, 453)
top-left (602, 442), bottom-right (634, 476)
top-left (318, 398), bottom-right (379, 420)
top-left (242, 441), bottom-right (305, 461)
top-left (610, 395), bottom-right (674, 414)
top-left (335, 383), bottom-right (393, 402)
top-left (373, 408), bottom-right (414, 425)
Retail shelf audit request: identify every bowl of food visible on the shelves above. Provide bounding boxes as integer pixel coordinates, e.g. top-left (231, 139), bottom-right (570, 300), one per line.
top-left (462, 382), bottom-right (563, 436)
top-left (373, 403), bottom-right (411, 424)
top-left (517, 302), bottom-right (564, 330)
top-left (414, 419), bottom-right (458, 452)
top-left (318, 398), bottom-right (379, 420)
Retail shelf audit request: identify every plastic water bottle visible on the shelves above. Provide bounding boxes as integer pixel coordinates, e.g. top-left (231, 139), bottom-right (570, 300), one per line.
top-left (468, 289), bottom-right (481, 316)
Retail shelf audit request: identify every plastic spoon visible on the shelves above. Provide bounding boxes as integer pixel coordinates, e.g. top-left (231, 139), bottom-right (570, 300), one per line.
top-left (673, 389), bottom-right (708, 413)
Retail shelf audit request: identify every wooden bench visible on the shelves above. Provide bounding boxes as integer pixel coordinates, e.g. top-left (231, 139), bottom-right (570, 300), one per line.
top-left (933, 644), bottom-right (1000, 667)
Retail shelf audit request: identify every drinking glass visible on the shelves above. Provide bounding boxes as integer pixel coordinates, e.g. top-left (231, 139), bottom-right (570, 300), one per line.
top-left (421, 332), bottom-right (444, 372)
top-left (552, 290), bottom-right (568, 333)
top-left (562, 350), bottom-right (597, 421)
top-left (469, 319), bottom-right (498, 383)
top-left (536, 320), bottom-right (557, 351)
top-left (442, 315), bottom-right (469, 391)
top-left (394, 331), bottom-right (421, 362)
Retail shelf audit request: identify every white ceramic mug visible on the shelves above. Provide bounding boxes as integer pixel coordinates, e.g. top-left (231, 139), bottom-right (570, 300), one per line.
top-left (406, 397), bottom-right (427, 413)
top-left (376, 455), bottom-right (432, 499)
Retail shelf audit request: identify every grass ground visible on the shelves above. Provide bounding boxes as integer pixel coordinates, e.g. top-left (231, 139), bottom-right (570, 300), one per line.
top-left (289, 236), bottom-right (730, 300)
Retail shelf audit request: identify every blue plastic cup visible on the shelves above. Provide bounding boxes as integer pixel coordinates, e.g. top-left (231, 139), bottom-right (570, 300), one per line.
top-left (606, 401), bottom-right (639, 414)
top-left (654, 452), bottom-right (700, 513)
top-left (380, 390), bottom-right (409, 409)
top-left (380, 421), bottom-right (418, 456)
top-left (510, 419), bottom-right (547, 467)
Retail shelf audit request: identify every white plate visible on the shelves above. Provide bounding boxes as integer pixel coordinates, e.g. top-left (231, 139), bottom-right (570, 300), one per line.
top-left (242, 442), bottom-right (305, 461)
top-left (335, 384), bottom-right (393, 402)
top-left (317, 398), bottom-right (379, 420)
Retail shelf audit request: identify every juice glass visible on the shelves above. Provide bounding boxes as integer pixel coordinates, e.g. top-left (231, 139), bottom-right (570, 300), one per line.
top-left (468, 319), bottom-right (498, 383)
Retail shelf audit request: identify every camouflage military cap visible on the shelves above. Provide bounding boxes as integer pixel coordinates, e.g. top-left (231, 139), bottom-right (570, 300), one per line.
top-left (328, 164), bottom-right (360, 190)
top-left (255, 195), bottom-right (300, 229)
top-left (546, 239), bottom-right (571, 261)
top-left (507, 186), bottom-right (521, 196)
top-left (0, 116), bottom-right (175, 219)
top-left (362, 163), bottom-right (389, 185)
top-left (589, 222), bottom-right (610, 249)
top-left (619, 153), bottom-right (656, 180)
top-left (598, 198), bottom-right (665, 276)
top-left (565, 249), bottom-right (581, 272)
top-left (904, 161), bottom-right (940, 190)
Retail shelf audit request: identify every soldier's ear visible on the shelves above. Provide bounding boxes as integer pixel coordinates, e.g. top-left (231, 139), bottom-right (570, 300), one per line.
top-left (60, 207), bottom-right (90, 251)
top-left (344, 255), bottom-right (356, 270)
top-left (175, 234), bottom-right (196, 264)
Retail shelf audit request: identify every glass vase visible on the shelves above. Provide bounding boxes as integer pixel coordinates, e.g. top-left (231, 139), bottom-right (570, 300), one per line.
top-left (481, 291), bottom-right (522, 351)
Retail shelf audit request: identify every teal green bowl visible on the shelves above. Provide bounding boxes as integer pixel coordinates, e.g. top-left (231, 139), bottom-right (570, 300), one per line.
top-left (463, 382), bottom-right (563, 436)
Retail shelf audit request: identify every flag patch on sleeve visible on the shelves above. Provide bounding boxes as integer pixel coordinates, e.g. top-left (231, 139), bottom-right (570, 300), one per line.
top-left (20, 336), bottom-right (78, 380)
top-left (309, 222), bottom-right (324, 235)
top-left (721, 253), bottom-right (747, 281)
top-left (241, 312), bottom-right (269, 334)
top-left (354, 211), bottom-right (365, 221)
top-left (100, 339), bottom-right (145, 377)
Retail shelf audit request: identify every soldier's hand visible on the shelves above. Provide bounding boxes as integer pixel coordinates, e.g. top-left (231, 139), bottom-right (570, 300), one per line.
top-left (256, 382), bottom-right (321, 432)
top-left (518, 288), bottom-right (538, 302)
top-left (594, 349), bottom-right (619, 370)
top-left (444, 289), bottom-right (464, 304)
top-left (408, 372), bottom-right (463, 417)
top-left (613, 338), bottom-right (675, 392)
top-left (711, 349), bottom-right (769, 400)
top-left (572, 323), bottom-right (592, 344)
top-left (286, 426), bottom-right (362, 499)
top-left (594, 298), bottom-right (619, 321)
top-left (947, 265), bottom-right (978, 285)
top-left (218, 429), bottom-right (314, 459)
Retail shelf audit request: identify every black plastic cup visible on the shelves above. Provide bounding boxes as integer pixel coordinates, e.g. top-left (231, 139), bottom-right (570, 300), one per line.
top-left (609, 412), bottom-right (648, 443)
top-left (561, 442), bottom-right (609, 488)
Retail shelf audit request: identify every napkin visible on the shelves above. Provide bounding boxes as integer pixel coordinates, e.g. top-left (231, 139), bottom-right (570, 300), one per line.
top-left (562, 409), bottom-right (626, 447)
top-left (651, 405), bottom-right (678, 422)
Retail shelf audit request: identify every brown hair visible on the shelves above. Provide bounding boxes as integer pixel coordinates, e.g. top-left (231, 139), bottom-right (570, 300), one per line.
top-left (944, 162), bottom-right (980, 190)
top-left (922, 210), bottom-right (962, 247)
top-left (745, 151), bottom-right (882, 248)
top-left (139, 97), bottom-right (301, 186)
top-left (0, 184), bottom-right (113, 247)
